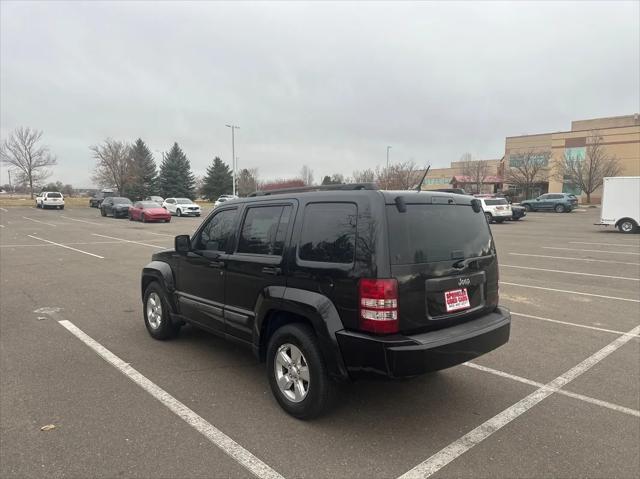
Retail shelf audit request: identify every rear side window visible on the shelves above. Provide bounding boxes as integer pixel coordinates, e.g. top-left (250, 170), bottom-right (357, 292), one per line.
top-left (387, 204), bottom-right (493, 264)
top-left (238, 205), bottom-right (291, 256)
top-left (484, 199), bottom-right (508, 206)
top-left (198, 209), bottom-right (237, 251)
top-left (298, 203), bottom-right (356, 264)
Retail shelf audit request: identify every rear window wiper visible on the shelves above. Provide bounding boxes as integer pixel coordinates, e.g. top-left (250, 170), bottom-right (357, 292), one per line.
top-left (452, 254), bottom-right (494, 269)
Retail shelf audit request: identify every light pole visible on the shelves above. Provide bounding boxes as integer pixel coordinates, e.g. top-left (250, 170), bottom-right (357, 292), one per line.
top-left (386, 146), bottom-right (392, 189)
top-left (226, 124), bottom-right (240, 196)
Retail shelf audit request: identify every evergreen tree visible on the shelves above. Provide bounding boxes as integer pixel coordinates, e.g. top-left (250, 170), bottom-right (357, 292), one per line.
top-left (128, 138), bottom-right (157, 200)
top-left (157, 142), bottom-right (196, 199)
top-left (201, 157), bottom-right (232, 200)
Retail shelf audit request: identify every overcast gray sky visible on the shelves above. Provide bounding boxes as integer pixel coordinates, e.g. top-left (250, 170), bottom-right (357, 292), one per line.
top-left (1, 0), bottom-right (638, 187)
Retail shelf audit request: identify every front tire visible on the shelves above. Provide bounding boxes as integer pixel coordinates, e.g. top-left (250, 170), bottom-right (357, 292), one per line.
top-left (100, 208), bottom-right (106, 217)
top-left (143, 281), bottom-right (181, 340)
top-left (176, 208), bottom-right (182, 217)
top-left (484, 212), bottom-right (492, 223)
top-left (618, 219), bottom-right (638, 234)
top-left (554, 204), bottom-right (566, 213)
top-left (266, 323), bottom-right (334, 419)
top-left (142, 213), bottom-right (146, 223)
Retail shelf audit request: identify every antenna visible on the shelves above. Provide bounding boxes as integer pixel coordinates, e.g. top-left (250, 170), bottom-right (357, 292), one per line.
top-left (415, 165), bottom-right (431, 192)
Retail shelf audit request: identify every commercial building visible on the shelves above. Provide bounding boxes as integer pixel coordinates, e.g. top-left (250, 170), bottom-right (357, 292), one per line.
top-left (504, 114), bottom-right (640, 202)
top-left (420, 159), bottom-right (503, 194)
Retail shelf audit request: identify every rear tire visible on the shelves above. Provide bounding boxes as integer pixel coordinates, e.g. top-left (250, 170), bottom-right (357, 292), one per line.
top-left (618, 219), bottom-right (638, 234)
top-left (484, 212), bottom-right (492, 223)
top-left (143, 281), bottom-right (181, 340)
top-left (554, 204), bottom-right (565, 213)
top-left (266, 323), bottom-right (334, 419)
top-left (142, 214), bottom-right (146, 223)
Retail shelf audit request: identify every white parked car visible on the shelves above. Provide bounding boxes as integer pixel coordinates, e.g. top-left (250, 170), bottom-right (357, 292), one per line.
top-left (162, 198), bottom-right (201, 217)
top-left (36, 191), bottom-right (65, 210)
top-left (479, 197), bottom-right (511, 224)
top-left (213, 194), bottom-right (238, 208)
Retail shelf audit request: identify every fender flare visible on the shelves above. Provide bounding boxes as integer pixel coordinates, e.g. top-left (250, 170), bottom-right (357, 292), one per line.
top-left (141, 261), bottom-right (177, 312)
top-left (253, 287), bottom-right (349, 381)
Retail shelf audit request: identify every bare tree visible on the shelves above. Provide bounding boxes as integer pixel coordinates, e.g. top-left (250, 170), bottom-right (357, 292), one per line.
top-left (352, 168), bottom-right (375, 183)
top-left (552, 131), bottom-right (622, 203)
top-left (459, 154), bottom-right (490, 194)
top-left (0, 127), bottom-right (57, 198)
top-left (504, 150), bottom-right (551, 199)
top-left (90, 139), bottom-right (132, 194)
top-left (237, 167), bottom-right (259, 196)
top-left (376, 160), bottom-right (421, 190)
top-left (300, 165), bottom-right (314, 186)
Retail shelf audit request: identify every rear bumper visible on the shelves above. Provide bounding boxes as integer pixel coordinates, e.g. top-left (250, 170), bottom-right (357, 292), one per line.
top-left (336, 307), bottom-right (511, 379)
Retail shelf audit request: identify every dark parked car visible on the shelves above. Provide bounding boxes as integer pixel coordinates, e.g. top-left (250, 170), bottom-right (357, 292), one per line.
top-left (129, 201), bottom-right (171, 223)
top-left (89, 189), bottom-right (116, 208)
top-left (100, 197), bottom-right (132, 218)
top-left (140, 183), bottom-right (511, 418)
top-left (520, 193), bottom-right (578, 213)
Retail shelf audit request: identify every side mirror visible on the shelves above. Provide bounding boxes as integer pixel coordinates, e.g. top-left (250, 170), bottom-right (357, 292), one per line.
top-left (175, 235), bottom-right (191, 253)
top-left (471, 199), bottom-right (482, 213)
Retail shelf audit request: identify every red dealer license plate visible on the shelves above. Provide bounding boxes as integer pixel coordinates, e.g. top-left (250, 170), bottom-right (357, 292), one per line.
top-left (444, 288), bottom-right (471, 312)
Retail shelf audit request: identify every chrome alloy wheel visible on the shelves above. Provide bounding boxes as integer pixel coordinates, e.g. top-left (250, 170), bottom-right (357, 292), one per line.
top-left (621, 221), bottom-right (634, 233)
top-left (274, 343), bottom-right (310, 403)
top-left (146, 292), bottom-right (162, 329)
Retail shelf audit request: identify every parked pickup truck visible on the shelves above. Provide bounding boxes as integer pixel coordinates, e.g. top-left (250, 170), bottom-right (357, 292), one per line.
top-left (89, 189), bottom-right (116, 208)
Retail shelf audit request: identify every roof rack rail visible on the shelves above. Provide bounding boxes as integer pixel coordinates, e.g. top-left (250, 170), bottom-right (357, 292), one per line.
top-left (248, 182), bottom-right (379, 197)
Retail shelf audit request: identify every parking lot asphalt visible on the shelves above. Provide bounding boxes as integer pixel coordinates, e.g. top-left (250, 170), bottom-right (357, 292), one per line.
top-left (1, 205), bottom-right (638, 478)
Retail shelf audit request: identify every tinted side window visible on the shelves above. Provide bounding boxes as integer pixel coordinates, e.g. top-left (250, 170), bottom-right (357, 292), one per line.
top-left (298, 203), bottom-right (356, 264)
top-left (197, 209), bottom-right (237, 251)
top-left (238, 205), bottom-right (291, 256)
top-left (549, 194), bottom-right (563, 199)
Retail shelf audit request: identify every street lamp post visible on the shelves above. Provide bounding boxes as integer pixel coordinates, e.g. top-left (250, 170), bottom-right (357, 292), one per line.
top-left (386, 145), bottom-right (392, 189)
top-left (226, 124), bottom-right (240, 196)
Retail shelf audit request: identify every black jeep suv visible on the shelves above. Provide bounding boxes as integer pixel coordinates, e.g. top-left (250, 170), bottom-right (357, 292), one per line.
top-left (140, 184), bottom-right (511, 418)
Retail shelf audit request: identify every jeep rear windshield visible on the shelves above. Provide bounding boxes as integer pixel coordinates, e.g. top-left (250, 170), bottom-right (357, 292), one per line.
top-left (47, 192), bottom-right (62, 198)
top-left (484, 199), bottom-right (508, 206)
top-left (386, 204), bottom-right (493, 264)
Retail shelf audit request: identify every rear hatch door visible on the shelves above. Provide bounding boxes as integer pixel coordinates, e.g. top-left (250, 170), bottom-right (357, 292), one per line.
top-left (386, 197), bottom-right (499, 334)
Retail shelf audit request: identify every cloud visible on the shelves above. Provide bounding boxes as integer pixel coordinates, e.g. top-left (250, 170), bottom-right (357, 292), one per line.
top-left (1, 0), bottom-right (638, 186)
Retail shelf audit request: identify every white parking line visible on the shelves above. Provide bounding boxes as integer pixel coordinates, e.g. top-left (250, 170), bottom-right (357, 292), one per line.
top-left (0, 241), bottom-right (127, 248)
top-left (511, 312), bottom-right (640, 338)
top-left (508, 252), bottom-right (639, 266)
top-left (92, 233), bottom-right (164, 248)
top-left (398, 324), bottom-right (640, 479)
top-left (543, 246), bottom-right (640, 256)
top-left (60, 215), bottom-right (103, 226)
top-left (569, 241), bottom-right (640, 248)
top-left (27, 235), bottom-right (104, 259)
top-left (0, 224), bottom-right (4, 228)
top-left (0, 207), bottom-right (8, 212)
top-left (22, 216), bottom-right (57, 227)
top-left (463, 362), bottom-right (639, 417)
top-left (57, 319), bottom-right (284, 479)
top-left (501, 264), bottom-right (639, 281)
top-left (500, 282), bottom-right (640, 303)
top-left (146, 231), bottom-right (175, 237)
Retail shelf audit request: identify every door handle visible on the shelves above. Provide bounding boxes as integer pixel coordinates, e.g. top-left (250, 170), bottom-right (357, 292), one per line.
top-left (208, 260), bottom-right (225, 268)
top-left (262, 266), bottom-right (281, 275)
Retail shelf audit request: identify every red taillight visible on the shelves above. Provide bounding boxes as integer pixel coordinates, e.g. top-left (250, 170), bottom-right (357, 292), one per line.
top-left (358, 278), bottom-right (399, 334)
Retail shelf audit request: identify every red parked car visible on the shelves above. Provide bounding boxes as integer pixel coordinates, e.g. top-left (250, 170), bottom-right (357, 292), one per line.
top-left (129, 201), bottom-right (171, 223)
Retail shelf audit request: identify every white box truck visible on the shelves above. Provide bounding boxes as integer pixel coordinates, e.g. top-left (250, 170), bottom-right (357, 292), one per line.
top-left (596, 176), bottom-right (640, 233)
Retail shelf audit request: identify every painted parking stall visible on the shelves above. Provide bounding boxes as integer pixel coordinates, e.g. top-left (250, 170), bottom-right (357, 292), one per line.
top-left (0, 205), bottom-right (638, 478)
